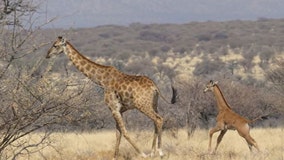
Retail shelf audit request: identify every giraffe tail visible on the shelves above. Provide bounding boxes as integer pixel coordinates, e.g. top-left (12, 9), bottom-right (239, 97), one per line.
top-left (157, 84), bottom-right (177, 104)
top-left (171, 85), bottom-right (177, 104)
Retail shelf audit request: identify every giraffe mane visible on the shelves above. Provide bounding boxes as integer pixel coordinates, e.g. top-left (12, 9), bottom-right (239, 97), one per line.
top-left (66, 41), bottom-right (107, 68)
top-left (214, 84), bottom-right (232, 109)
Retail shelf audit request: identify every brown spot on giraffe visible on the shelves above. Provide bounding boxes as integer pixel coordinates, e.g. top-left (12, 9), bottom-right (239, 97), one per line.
top-left (204, 80), bottom-right (260, 154)
top-left (127, 86), bottom-right (132, 92)
top-left (46, 36), bottom-right (177, 160)
top-left (80, 60), bottom-right (87, 66)
top-left (91, 69), bottom-right (96, 75)
top-left (86, 64), bottom-right (91, 71)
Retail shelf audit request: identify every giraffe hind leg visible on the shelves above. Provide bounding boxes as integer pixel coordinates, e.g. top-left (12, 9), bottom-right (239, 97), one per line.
top-left (238, 124), bottom-right (259, 152)
top-left (150, 125), bottom-right (158, 157)
top-left (156, 114), bottom-right (164, 157)
top-left (152, 114), bottom-right (164, 157)
top-left (246, 139), bottom-right (253, 151)
top-left (154, 108), bottom-right (164, 157)
top-left (140, 107), bottom-right (164, 157)
top-left (245, 134), bottom-right (260, 151)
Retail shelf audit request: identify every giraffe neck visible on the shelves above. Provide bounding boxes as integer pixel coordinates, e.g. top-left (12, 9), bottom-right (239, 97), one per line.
top-left (63, 41), bottom-right (117, 87)
top-left (212, 85), bottom-right (231, 111)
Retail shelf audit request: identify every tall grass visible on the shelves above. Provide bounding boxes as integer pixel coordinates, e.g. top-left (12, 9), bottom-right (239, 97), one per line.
top-left (15, 128), bottom-right (283, 160)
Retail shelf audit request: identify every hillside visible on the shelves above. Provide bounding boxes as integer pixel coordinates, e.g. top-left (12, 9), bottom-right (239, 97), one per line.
top-left (33, 19), bottom-right (284, 83)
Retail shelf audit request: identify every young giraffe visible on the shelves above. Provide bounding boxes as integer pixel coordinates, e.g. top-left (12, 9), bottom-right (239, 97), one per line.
top-left (46, 36), bottom-right (176, 159)
top-left (203, 80), bottom-right (260, 154)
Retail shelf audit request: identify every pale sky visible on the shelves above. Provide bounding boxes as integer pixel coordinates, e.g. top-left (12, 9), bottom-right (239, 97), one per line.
top-left (37, 0), bottom-right (284, 28)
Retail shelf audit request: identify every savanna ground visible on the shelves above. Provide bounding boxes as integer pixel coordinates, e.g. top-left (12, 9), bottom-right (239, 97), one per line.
top-left (15, 128), bottom-right (283, 160)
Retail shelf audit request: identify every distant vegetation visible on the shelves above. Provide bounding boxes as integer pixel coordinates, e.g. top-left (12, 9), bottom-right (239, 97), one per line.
top-left (1, 3), bottom-right (284, 157)
top-left (35, 19), bottom-right (284, 82)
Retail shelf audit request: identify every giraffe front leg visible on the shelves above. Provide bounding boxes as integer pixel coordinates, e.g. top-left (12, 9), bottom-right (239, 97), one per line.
top-left (112, 110), bottom-right (147, 158)
top-left (208, 126), bottom-right (221, 154)
top-left (214, 129), bottom-right (227, 153)
top-left (113, 123), bottom-right (122, 159)
top-left (105, 91), bottom-right (146, 159)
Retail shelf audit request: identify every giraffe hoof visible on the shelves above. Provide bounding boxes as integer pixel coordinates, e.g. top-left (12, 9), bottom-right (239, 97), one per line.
top-left (210, 150), bottom-right (216, 155)
top-left (207, 149), bottom-right (211, 154)
top-left (208, 149), bottom-right (214, 155)
top-left (141, 152), bottom-right (148, 158)
top-left (150, 148), bottom-right (164, 157)
top-left (158, 148), bottom-right (164, 157)
top-left (150, 151), bottom-right (155, 157)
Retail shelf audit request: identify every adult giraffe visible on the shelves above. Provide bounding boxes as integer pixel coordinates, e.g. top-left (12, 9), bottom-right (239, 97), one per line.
top-left (203, 80), bottom-right (260, 154)
top-left (46, 36), bottom-right (176, 159)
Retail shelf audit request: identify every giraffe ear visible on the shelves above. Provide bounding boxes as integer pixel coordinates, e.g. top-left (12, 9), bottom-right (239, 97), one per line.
top-left (59, 37), bottom-right (66, 45)
top-left (214, 81), bottom-right (218, 85)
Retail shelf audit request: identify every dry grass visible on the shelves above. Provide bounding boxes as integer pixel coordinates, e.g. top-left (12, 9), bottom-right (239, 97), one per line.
top-left (15, 128), bottom-right (283, 160)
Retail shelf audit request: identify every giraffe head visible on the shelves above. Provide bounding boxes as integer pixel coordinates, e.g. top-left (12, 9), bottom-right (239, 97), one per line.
top-left (203, 80), bottom-right (218, 93)
top-left (46, 36), bottom-right (67, 58)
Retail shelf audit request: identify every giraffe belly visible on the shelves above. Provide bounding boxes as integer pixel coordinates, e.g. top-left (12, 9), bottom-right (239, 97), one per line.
top-left (225, 124), bottom-right (235, 130)
top-left (120, 97), bottom-right (136, 110)
top-left (122, 103), bottom-right (135, 110)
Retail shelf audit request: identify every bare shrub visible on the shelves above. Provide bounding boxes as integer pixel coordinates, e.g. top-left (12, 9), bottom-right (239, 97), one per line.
top-left (0, 63), bottom-right (91, 159)
top-left (124, 56), bottom-right (156, 76)
top-left (266, 60), bottom-right (284, 113)
top-left (167, 78), bottom-right (215, 138)
top-left (193, 58), bottom-right (226, 76)
top-left (267, 60), bottom-right (284, 95)
top-left (0, 0), bottom-right (84, 159)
